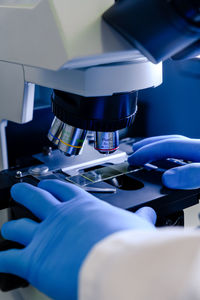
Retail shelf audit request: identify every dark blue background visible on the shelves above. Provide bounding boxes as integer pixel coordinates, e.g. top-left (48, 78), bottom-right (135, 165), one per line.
top-left (139, 58), bottom-right (200, 138)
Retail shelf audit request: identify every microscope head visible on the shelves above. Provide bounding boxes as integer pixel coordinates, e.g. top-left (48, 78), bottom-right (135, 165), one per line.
top-left (0, 0), bottom-right (162, 168)
top-left (46, 0), bottom-right (200, 157)
top-left (12, 0), bottom-right (161, 157)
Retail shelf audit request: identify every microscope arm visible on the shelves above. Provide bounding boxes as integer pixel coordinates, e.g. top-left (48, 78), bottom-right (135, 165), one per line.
top-left (0, 62), bottom-right (35, 170)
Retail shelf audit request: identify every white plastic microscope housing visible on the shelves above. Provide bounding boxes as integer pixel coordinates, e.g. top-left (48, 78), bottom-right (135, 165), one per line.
top-left (0, 0), bottom-right (162, 170)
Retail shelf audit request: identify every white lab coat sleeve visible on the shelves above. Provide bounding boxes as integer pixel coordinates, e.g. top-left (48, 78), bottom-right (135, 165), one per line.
top-left (78, 228), bottom-right (200, 300)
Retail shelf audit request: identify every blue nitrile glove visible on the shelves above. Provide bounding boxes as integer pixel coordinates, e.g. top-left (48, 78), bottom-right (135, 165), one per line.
top-left (0, 180), bottom-right (156, 300)
top-left (128, 135), bottom-right (200, 189)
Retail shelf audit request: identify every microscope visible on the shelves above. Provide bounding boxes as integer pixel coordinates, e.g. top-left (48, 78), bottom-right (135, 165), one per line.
top-left (0, 0), bottom-right (199, 296)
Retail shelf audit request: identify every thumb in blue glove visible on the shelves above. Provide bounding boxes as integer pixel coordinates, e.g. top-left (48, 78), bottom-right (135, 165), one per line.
top-left (0, 180), bottom-right (156, 300)
top-left (128, 135), bottom-right (200, 189)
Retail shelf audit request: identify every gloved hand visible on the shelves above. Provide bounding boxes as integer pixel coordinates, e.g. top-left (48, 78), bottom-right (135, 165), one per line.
top-left (128, 135), bottom-right (200, 189)
top-left (0, 180), bottom-right (156, 300)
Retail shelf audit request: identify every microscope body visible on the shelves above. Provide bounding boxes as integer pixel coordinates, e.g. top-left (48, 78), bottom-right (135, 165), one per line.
top-left (0, 0), bottom-right (162, 170)
top-left (0, 0), bottom-right (199, 298)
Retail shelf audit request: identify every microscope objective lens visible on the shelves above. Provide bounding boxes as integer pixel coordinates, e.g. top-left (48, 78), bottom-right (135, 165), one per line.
top-left (48, 117), bottom-right (64, 146)
top-left (95, 131), bottom-right (119, 154)
top-left (58, 124), bottom-right (87, 156)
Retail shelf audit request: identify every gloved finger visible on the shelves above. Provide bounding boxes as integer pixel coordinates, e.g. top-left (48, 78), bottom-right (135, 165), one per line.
top-left (133, 135), bottom-right (188, 152)
top-left (0, 249), bottom-right (27, 278)
top-left (11, 183), bottom-right (60, 220)
top-left (135, 207), bottom-right (157, 225)
top-left (128, 138), bottom-right (200, 166)
top-left (38, 180), bottom-right (89, 202)
top-left (162, 163), bottom-right (200, 190)
top-left (1, 218), bottom-right (38, 246)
